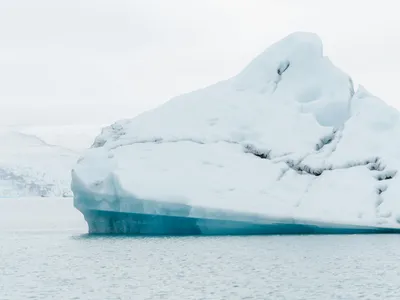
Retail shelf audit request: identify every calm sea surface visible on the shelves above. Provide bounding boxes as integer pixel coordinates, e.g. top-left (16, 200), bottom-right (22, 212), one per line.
top-left (1, 198), bottom-right (400, 300)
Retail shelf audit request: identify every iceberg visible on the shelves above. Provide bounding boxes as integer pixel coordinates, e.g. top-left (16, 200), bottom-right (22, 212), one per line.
top-left (72, 32), bottom-right (400, 235)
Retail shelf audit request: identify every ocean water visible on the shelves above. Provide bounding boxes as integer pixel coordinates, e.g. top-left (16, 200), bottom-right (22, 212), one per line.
top-left (1, 198), bottom-right (400, 300)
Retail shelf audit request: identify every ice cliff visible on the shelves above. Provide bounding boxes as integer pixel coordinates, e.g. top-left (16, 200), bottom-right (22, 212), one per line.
top-left (72, 32), bottom-right (400, 234)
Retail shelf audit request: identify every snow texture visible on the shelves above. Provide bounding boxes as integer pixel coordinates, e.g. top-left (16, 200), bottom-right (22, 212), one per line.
top-left (0, 126), bottom-right (99, 197)
top-left (72, 32), bottom-right (400, 234)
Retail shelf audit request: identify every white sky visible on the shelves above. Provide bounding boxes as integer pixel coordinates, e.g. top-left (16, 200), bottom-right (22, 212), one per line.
top-left (1, 0), bottom-right (399, 126)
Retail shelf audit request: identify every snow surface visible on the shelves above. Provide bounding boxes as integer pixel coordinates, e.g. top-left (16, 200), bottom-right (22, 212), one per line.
top-left (72, 32), bottom-right (400, 232)
top-left (0, 125), bottom-right (101, 197)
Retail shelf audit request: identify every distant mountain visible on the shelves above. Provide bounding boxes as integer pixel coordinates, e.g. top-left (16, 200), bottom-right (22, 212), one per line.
top-left (0, 125), bottom-right (101, 197)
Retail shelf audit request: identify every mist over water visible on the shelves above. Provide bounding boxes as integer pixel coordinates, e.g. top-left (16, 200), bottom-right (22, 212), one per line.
top-left (1, 198), bottom-right (400, 299)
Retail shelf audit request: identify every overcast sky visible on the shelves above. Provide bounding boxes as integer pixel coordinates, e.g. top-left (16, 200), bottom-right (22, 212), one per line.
top-left (1, 1), bottom-right (399, 126)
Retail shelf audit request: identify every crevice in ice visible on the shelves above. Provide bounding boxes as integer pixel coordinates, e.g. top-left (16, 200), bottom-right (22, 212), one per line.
top-left (348, 77), bottom-right (355, 99)
top-left (295, 177), bottom-right (318, 208)
top-left (327, 127), bottom-right (343, 155)
top-left (274, 155), bottom-right (305, 181)
top-left (367, 159), bottom-right (385, 171)
top-left (244, 144), bottom-right (271, 159)
top-left (375, 170), bottom-right (397, 181)
top-left (107, 137), bottom-right (207, 151)
top-left (315, 129), bottom-right (337, 151)
top-left (277, 127), bottom-right (342, 180)
top-left (375, 184), bottom-right (390, 219)
top-left (245, 144), bottom-right (396, 185)
top-left (285, 159), bottom-right (330, 176)
top-left (270, 60), bottom-right (291, 93)
top-left (313, 126), bottom-right (345, 157)
top-left (277, 60), bottom-right (290, 76)
top-left (376, 185), bottom-right (388, 195)
top-left (105, 136), bottom-right (257, 152)
top-left (244, 142), bottom-right (397, 216)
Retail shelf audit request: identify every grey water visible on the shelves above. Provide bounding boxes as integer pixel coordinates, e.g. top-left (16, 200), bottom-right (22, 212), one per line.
top-left (1, 199), bottom-right (400, 300)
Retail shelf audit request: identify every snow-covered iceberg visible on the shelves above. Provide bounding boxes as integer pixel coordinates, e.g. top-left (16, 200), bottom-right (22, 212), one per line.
top-left (72, 32), bottom-right (400, 234)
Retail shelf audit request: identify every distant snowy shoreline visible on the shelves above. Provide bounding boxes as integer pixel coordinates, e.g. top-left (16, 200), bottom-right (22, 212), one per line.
top-left (0, 125), bottom-right (102, 197)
